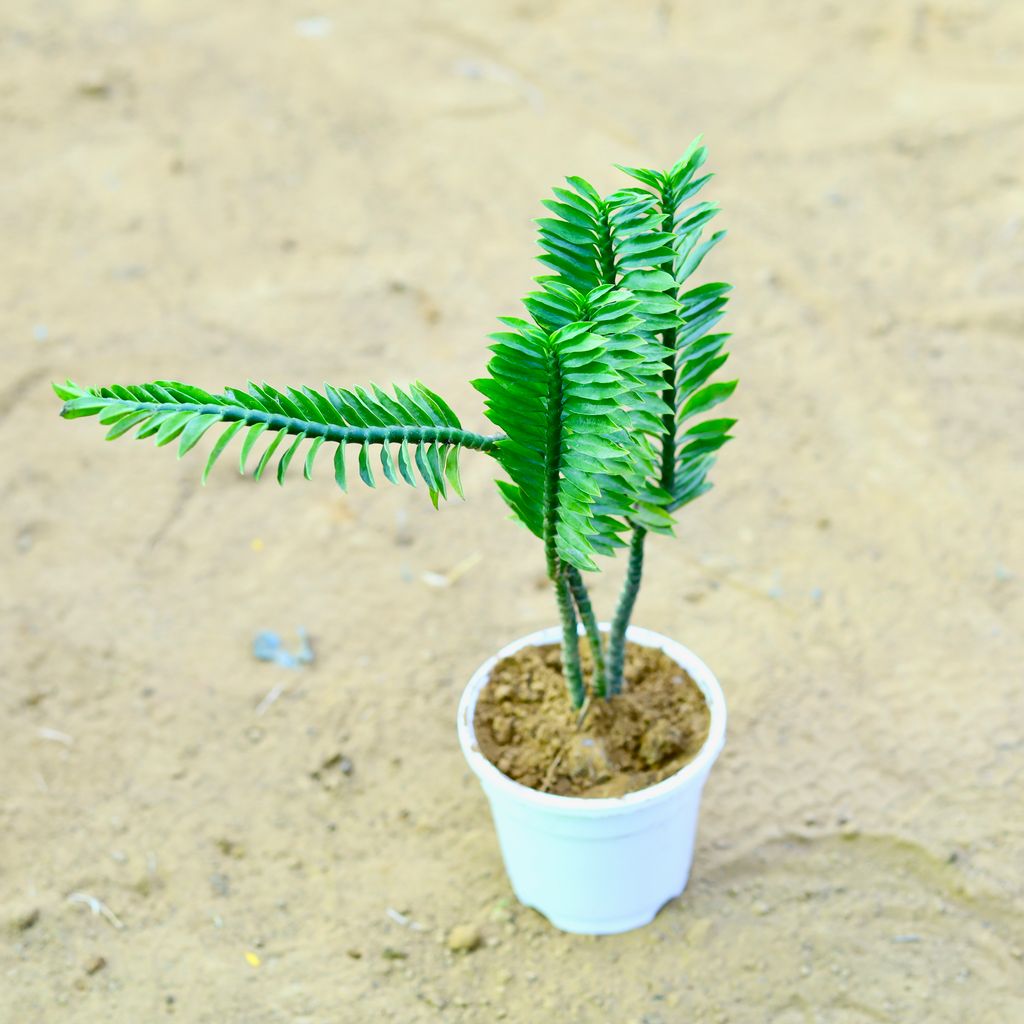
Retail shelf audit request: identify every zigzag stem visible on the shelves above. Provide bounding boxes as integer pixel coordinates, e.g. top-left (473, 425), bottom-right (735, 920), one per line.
top-left (607, 526), bottom-right (645, 694)
top-left (550, 198), bottom-right (621, 701)
top-left (596, 201), bottom-right (617, 286)
top-left (608, 187), bottom-right (677, 693)
top-left (68, 399), bottom-right (504, 451)
top-left (555, 569), bottom-right (585, 708)
top-left (566, 567), bottom-right (607, 698)
top-left (541, 347), bottom-right (585, 708)
top-left (657, 183), bottom-right (681, 493)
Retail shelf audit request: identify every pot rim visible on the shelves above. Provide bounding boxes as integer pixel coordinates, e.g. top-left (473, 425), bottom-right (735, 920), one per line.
top-left (457, 623), bottom-right (727, 817)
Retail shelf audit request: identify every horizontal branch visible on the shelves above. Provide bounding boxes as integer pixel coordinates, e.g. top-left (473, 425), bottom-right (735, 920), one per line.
top-left (62, 396), bottom-right (505, 453)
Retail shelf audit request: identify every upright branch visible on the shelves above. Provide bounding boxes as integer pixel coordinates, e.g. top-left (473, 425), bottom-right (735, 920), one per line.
top-left (541, 344), bottom-right (585, 706)
top-left (475, 285), bottom-right (669, 706)
top-left (566, 567), bottom-right (606, 698)
top-left (607, 527), bottom-right (645, 694)
top-left (609, 144), bottom-right (736, 690)
top-left (532, 169), bottom-right (683, 690)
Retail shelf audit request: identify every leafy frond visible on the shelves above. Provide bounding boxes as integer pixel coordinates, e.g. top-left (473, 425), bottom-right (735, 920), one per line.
top-left (474, 287), bottom-right (671, 572)
top-left (610, 141), bottom-right (737, 513)
top-left (667, 282), bottom-right (736, 509)
top-left (535, 176), bottom-right (676, 339)
top-left (54, 379), bottom-right (499, 506)
top-left (529, 144), bottom-right (735, 532)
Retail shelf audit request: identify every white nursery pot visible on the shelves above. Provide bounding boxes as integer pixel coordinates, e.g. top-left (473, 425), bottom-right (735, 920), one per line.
top-left (457, 624), bottom-right (727, 935)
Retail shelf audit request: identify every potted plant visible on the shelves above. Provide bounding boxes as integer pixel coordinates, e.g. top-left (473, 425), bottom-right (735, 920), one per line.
top-left (55, 138), bottom-right (735, 935)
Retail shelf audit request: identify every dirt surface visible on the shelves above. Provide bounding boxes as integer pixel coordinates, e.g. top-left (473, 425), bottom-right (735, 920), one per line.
top-left (474, 642), bottom-right (710, 797)
top-left (1, 1), bottom-right (1022, 1022)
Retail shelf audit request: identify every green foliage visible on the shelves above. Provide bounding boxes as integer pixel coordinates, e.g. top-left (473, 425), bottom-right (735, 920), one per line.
top-left (668, 282), bottom-right (736, 511)
top-left (53, 379), bottom-right (498, 507)
top-left (533, 139), bottom-right (736, 522)
top-left (614, 141), bottom-right (736, 511)
top-left (56, 140), bottom-right (737, 709)
top-left (474, 284), bottom-right (673, 572)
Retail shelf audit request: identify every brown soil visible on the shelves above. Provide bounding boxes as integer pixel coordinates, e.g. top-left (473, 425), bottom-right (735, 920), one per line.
top-left (474, 642), bottom-right (710, 797)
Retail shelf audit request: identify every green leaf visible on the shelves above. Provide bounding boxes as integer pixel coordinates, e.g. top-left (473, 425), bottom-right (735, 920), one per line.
top-left (303, 435), bottom-right (325, 480)
top-left (61, 396), bottom-right (108, 419)
top-left (414, 442), bottom-right (436, 490)
top-left (443, 446), bottom-right (464, 499)
top-left (154, 410), bottom-right (195, 447)
top-left (566, 175), bottom-right (602, 206)
top-left (379, 442), bottom-right (398, 484)
top-left (239, 422), bottom-right (269, 473)
top-left (358, 439), bottom-right (375, 487)
top-left (52, 380), bottom-right (83, 402)
top-left (203, 420), bottom-right (245, 483)
top-left (540, 199), bottom-right (597, 230)
top-left (252, 429), bottom-right (286, 480)
top-left (105, 410), bottom-right (151, 440)
top-left (177, 413), bottom-right (222, 456)
top-left (333, 443), bottom-right (347, 491)
top-left (614, 164), bottom-right (664, 191)
top-left (397, 438), bottom-right (417, 486)
top-left (96, 403), bottom-right (135, 425)
top-left (680, 380), bottom-right (738, 420)
top-left (426, 444), bottom-right (447, 499)
top-left (277, 431), bottom-right (306, 485)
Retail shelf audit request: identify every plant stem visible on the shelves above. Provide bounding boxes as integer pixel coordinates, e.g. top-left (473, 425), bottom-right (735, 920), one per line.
top-left (658, 324), bottom-right (678, 491)
top-left (64, 396), bottom-right (506, 452)
top-left (555, 567), bottom-right (586, 708)
top-left (566, 567), bottom-right (607, 698)
top-left (540, 345), bottom-right (585, 707)
top-left (607, 526), bottom-right (646, 694)
top-left (596, 204), bottom-right (617, 285)
top-left (607, 188), bottom-right (681, 694)
top-left (610, 319), bottom-right (674, 692)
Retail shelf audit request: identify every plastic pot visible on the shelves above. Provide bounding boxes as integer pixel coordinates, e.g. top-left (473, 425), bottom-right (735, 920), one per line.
top-left (457, 624), bottom-right (727, 935)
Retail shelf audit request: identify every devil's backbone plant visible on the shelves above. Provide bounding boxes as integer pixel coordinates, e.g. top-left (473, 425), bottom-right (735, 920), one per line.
top-left (56, 139), bottom-right (734, 710)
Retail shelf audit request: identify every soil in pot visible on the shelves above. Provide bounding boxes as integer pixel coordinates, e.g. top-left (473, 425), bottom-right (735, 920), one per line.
top-left (473, 641), bottom-right (711, 798)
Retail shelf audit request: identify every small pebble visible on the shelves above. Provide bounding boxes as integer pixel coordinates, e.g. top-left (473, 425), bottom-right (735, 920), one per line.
top-left (640, 720), bottom-right (684, 767)
top-left (77, 75), bottom-right (112, 99)
top-left (85, 956), bottom-right (107, 975)
top-left (564, 735), bottom-right (613, 784)
top-left (11, 907), bottom-right (40, 932)
top-left (216, 838), bottom-right (246, 860)
top-left (446, 923), bottom-right (482, 953)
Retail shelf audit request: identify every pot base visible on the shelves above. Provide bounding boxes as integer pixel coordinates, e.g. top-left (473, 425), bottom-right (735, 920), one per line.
top-left (520, 897), bottom-right (682, 936)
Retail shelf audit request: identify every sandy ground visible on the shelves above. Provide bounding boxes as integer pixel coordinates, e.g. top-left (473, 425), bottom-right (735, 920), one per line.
top-left (2, 1), bottom-right (1022, 1021)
